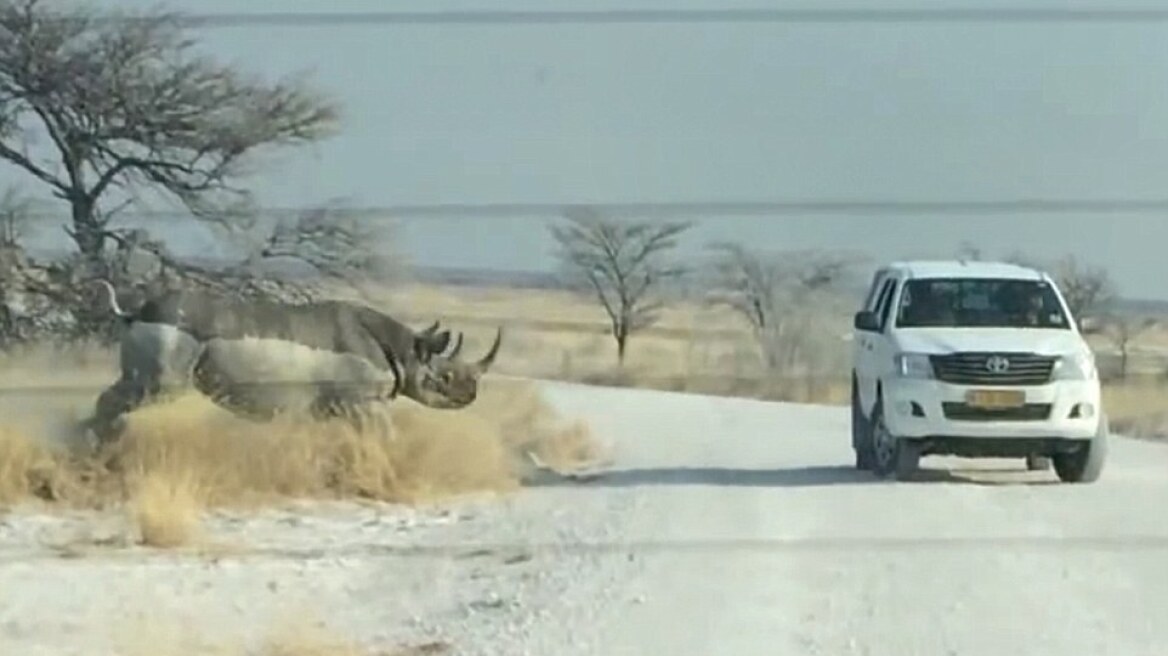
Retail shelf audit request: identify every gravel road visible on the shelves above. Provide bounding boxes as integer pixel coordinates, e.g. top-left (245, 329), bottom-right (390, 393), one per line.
top-left (2, 379), bottom-right (1166, 655)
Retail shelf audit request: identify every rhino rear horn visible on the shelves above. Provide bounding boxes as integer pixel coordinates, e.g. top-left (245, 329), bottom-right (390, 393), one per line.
top-left (446, 332), bottom-right (464, 358)
top-left (428, 329), bottom-right (452, 354)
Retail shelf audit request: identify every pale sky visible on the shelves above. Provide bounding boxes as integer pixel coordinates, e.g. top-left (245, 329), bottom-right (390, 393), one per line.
top-left (6, 1), bottom-right (1168, 298)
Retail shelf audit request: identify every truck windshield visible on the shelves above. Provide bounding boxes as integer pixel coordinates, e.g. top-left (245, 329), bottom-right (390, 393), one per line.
top-left (895, 278), bottom-right (1071, 329)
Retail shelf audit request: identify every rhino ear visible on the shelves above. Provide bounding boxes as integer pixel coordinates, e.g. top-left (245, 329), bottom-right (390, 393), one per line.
top-left (414, 330), bottom-right (451, 362)
top-left (429, 329), bottom-right (452, 354)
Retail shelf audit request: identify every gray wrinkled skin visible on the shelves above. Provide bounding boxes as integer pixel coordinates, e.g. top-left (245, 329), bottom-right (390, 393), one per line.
top-left (82, 280), bottom-right (502, 445)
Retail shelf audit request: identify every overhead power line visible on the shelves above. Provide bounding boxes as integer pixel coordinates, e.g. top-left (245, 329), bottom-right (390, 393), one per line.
top-left (20, 198), bottom-right (1168, 221)
top-left (155, 9), bottom-right (1168, 28)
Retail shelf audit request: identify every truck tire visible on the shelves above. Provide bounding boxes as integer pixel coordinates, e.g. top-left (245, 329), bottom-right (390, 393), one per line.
top-left (870, 397), bottom-right (920, 481)
top-left (1053, 413), bottom-right (1108, 484)
top-left (852, 378), bottom-right (875, 470)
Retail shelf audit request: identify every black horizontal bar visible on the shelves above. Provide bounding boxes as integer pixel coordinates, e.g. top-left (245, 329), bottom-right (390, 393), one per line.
top-left (149, 9), bottom-right (1168, 28)
top-left (18, 199), bottom-right (1168, 221)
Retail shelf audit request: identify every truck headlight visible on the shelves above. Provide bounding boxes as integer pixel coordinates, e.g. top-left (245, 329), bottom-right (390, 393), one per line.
top-left (1052, 352), bottom-right (1096, 381)
top-left (893, 353), bottom-right (934, 379)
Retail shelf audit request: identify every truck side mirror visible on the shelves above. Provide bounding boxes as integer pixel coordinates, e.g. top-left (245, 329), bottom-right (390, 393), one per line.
top-left (854, 310), bottom-right (880, 332)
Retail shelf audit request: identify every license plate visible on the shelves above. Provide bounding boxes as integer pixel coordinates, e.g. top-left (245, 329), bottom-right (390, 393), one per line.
top-left (965, 389), bottom-right (1025, 409)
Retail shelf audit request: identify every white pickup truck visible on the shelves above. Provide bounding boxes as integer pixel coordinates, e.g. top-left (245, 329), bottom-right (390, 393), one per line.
top-left (850, 259), bottom-right (1108, 483)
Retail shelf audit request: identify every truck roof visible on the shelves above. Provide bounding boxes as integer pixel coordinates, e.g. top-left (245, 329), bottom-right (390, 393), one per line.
top-left (884, 259), bottom-right (1048, 282)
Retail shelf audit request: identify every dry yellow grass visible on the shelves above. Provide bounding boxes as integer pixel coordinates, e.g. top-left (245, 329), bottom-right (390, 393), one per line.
top-left (4, 280), bottom-right (1166, 528)
top-left (0, 336), bottom-right (602, 551)
top-left (0, 375), bottom-right (591, 513)
top-left (373, 282), bottom-right (858, 406)
top-left (1103, 379), bottom-right (1168, 440)
top-left (127, 468), bottom-right (205, 548)
top-left (377, 282), bottom-right (767, 387)
top-left (380, 282), bottom-right (1168, 420)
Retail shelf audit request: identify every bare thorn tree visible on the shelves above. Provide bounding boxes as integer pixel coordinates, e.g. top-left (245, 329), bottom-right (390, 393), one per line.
top-left (549, 207), bottom-right (691, 364)
top-left (94, 202), bottom-right (397, 305)
top-left (246, 204), bottom-right (399, 292)
top-left (1101, 313), bottom-right (1157, 380)
top-left (1052, 255), bottom-right (1115, 323)
top-left (1000, 251), bottom-right (1114, 328)
top-left (704, 241), bottom-right (781, 346)
top-left (705, 243), bottom-right (853, 371)
top-left (0, 0), bottom-right (340, 272)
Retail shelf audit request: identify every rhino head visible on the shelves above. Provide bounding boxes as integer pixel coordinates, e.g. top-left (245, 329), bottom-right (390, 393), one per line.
top-left (399, 320), bottom-right (503, 409)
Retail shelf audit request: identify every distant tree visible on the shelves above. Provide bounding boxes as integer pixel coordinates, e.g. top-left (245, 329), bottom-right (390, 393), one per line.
top-left (0, 0), bottom-right (340, 273)
top-left (1101, 313), bottom-right (1157, 380)
top-left (236, 203), bottom-right (400, 295)
top-left (705, 242), bottom-right (852, 371)
top-left (1002, 251), bottom-right (1115, 326)
top-left (548, 207), bottom-right (691, 364)
top-left (705, 241), bottom-right (782, 351)
top-left (1051, 255), bottom-right (1115, 323)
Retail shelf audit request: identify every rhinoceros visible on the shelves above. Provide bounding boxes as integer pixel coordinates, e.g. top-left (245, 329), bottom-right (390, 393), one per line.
top-left (83, 280), bottom-right (502, 444)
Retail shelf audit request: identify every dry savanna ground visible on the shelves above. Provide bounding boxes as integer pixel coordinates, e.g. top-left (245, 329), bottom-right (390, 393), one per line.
top-left (1, 280), bottom-right (1167, 654)
top-left (0, 279), bottom-right (787, 554)
top-left (377, 282), bottom-right (1168, 440)
top-left (2, 278), bottom-right (1167, 529)
top-left (0, 325), bottom-right (606, 653)
top-left (0, 327), bottom-right (606, 529)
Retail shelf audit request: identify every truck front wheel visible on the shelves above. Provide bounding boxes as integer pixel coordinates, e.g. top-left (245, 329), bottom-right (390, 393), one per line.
top-left (870, 397), bottom-right (921, 481)
top-left (1053, 415), bottom-right (1108, 484)
top-left (852, 379), bottom-right (875, 470)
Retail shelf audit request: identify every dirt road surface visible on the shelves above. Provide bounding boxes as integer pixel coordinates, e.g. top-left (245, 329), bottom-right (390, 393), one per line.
top-left (2, 379), bottom-right (1167, 655)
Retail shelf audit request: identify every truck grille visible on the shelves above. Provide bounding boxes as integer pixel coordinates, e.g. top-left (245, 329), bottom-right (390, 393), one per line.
top-left (929, 352), bottom-right (1057, 386)
top-left (942, 402), bottom-right (1053, 422)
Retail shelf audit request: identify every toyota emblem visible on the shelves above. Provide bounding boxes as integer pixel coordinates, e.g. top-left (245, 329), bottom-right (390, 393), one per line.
top-left (985, 355), bottom-right (1010, 373)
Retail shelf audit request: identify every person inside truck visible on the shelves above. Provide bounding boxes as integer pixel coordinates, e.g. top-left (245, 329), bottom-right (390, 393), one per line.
top-left (994, 281), bottom-right (1060, 327)
top-left (899, 282), bottom-right (954, 326)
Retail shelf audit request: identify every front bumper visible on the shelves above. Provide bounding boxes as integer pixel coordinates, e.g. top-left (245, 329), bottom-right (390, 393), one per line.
top-left (881, 377), bottom-right (1102, 441)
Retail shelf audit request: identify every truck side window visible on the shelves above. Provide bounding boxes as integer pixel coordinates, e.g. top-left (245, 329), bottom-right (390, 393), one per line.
top-left (876, 280), bottom-right (898, 332)
top-left (862, 271), bottom-right (887, 311)
top-left (869, 280), bottom-right (892, 324)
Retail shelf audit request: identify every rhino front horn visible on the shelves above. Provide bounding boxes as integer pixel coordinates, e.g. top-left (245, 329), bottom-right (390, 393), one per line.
top-left (474, 327), bottom-right (503, 374)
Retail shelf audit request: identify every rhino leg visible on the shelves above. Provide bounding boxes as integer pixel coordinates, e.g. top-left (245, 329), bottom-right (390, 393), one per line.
top-left (86, 322), bottom-right (203, 447)
top-left (86, 376), bottom-right (148, 447)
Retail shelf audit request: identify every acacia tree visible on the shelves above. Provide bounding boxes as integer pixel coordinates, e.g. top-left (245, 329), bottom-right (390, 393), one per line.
top-left (704, 241), bottom-right (782, 351)
top-left (1003, 251), bottom-right (1115, 327)
top-left (99, 203), bottom-right (396, 297)
top-left (1051, 255), bottom-right (1115, 323)
top-left (548, 207), bottom-right (691, 364)
top-left (705, 242), bottom-right (851, 371)
top-left (1101, 314), bottom-right (1157, 380)
top-left (0, 0), bottom-right (339, 273)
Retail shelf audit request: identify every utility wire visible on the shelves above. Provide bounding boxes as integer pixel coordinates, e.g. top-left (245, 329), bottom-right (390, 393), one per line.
top-left (16, 199), bottom-right (1168, 222)
top-left (159, 9), bottom-right (1168, 28)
